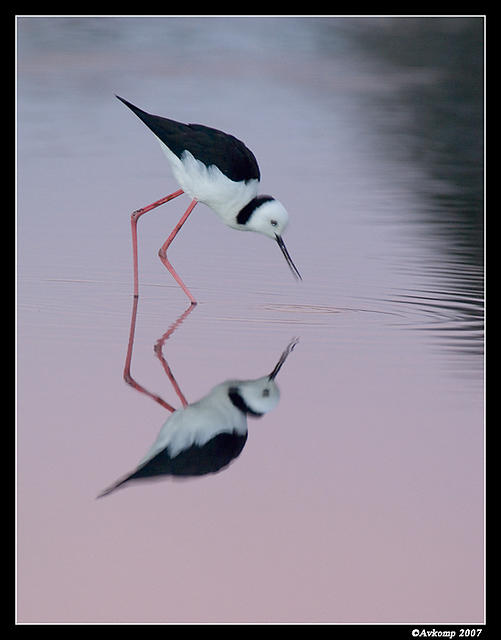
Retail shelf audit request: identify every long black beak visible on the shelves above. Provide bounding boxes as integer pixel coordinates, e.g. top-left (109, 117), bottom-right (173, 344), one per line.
top-left (269, 338), bottom-right (299, 381)
top-left (275, 235), bottom-right (302, 281)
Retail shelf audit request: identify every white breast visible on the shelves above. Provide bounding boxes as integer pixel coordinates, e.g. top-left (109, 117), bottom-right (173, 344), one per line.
top-left (158, 140), bottom-right (259, 224)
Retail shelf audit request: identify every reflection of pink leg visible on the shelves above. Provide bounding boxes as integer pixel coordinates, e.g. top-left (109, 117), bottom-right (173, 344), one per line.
top-left (123, 295), bottom-right (176, 412)
top-left (153, 303), bottom-right (196, 408)
top-left (158, 198), bottom-right (198, 305)
top-left (130, 189), bottom-right (184, 297)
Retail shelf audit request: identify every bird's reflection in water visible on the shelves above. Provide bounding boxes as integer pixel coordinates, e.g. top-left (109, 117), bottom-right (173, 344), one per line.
top-left (98, 297), bottom-right (298, 497)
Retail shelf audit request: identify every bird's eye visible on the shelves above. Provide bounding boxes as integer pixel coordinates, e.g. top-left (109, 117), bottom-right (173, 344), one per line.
top-left (270, 219), bottom-right (278, 227)
top-left (262, 388), bottom-right (270, 397)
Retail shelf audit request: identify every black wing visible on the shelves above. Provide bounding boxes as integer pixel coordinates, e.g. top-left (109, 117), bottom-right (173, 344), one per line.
top-left (116, 95), bottom-right (260, 183)
top-left (98, 431), bottom-right (248, 497)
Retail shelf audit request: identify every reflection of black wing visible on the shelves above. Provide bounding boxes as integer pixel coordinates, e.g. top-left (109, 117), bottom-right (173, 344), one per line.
top-left (134, 431), bottom-right (248, 478)
top-left (116, 96), bottom-right (260, 183)
top-left (98, 431), bottom-right (248, 497)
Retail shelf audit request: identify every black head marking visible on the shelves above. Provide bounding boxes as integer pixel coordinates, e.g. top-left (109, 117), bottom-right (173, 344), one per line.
top-left (228, 387), bottom-right (264, 417)
top-left (236, 195), bottom-right (275, 226)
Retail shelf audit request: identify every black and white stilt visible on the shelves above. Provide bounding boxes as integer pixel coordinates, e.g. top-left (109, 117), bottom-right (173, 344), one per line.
top-left (117, 96), bottom-right (301, 302)
top-left (98, 338), bottom-right (298, 497)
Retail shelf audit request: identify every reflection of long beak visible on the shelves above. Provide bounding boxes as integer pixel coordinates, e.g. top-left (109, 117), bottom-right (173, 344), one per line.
top-left (269, 337), bottom-right (299, 380)
top-left (275, 235), bottom-right (302, 281)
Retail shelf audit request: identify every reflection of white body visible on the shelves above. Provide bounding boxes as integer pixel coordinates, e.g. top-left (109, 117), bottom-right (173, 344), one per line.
top-left (98, 339), bottom-right (297, 497)
top-left (141, 376), bottom-right (278, 463)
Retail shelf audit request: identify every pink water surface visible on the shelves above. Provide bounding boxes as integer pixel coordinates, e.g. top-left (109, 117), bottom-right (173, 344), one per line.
top-left (16, 17), bottom-right (484, 624)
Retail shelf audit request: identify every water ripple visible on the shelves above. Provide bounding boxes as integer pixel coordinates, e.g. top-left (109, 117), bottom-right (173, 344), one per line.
top-left (382, 287), bottom-right (484, 355)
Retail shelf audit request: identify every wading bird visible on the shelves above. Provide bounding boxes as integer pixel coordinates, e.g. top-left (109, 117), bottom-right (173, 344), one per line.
top-left (98, 334), bottom-right (298, 497)
top-left (116, 96), bottom-right (301, 303)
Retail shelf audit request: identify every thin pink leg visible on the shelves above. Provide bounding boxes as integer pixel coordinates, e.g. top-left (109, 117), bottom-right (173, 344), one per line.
top-left (130, 189), bottom-right (184, 297)
top-left (158, 198), bottom-right (198, 305)
top-left (123, 294), bottom-right (176, 412)
top-left (153, 303), bottom-right (196, 408)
